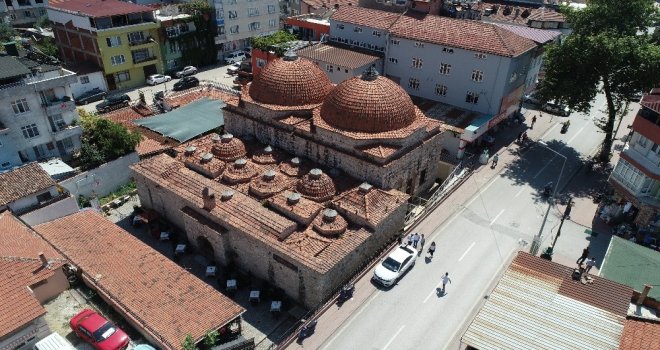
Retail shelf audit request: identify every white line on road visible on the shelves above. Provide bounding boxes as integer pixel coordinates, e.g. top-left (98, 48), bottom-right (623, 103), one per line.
top-left (423, 282), bottom-right (442, 303)
top-left (567, 125), bottom-right (586, 144)
top-left (459, 242), bottom-right (476, 262)
top-left (490, 210), bottom-right (505, 226)
top-left (320, 290), bottom-right (381, 350)
top-left (540, 122), bottom-right (559, 140)
top-left (514, 188), bottom-right (525, 198)
top-left (383, 325), bottom-right (405, 350)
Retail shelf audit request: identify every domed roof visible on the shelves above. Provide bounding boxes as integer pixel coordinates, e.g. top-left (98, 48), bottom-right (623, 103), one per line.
top-left (211, 134), bottom-right (247, 161)
top-left (319, 68), bottom-right (417, 133)
top-left (249, 52), bottom-right (333, 106)
top-left (249, 169), bottom-right (290, 199)
top-left (222, 158), bottom-right (258, 184)
top-left (297, 168), bottom-right (336, 202)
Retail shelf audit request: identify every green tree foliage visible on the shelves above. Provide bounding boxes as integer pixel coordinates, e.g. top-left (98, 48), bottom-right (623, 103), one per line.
top-left (78, 109), bottom-right (141, 170)
top-left (251, 30), bottom-right (297, 56)
top-left (203, 330), bottom-right (218, 348)
top-left (537, 0), bottom-right (660, 162)
top-left (181, 334), bottom-right (197, 350)
top-left (36, 15), bottom-right (50, 29)
top-left (178, 0), bottom-right (216, 68)
top-left (0, 23), bottom-right (17, 42)
top-left (36, 38), bottom-right (60, 59)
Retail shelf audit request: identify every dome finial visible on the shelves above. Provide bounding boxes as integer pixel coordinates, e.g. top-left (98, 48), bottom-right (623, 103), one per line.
top-left (361, 66), bottom-right (379, 81)
top-left (282, 48), bottom-right (298, 61)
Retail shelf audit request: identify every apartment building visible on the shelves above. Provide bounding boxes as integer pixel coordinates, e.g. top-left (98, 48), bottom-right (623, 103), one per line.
top-left (0, 0), bottom-right (47, 27)
top-left (48, 0), bottom-right (164, 90)
top-left (609, 88), bottom-right (660, 228)
top-left (213, 0), bottom-right (280, 60)
top-left (0, 45), bottom-right (81, 171)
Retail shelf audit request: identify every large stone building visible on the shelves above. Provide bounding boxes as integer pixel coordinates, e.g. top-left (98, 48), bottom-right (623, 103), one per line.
top-left (131, 54), bottom-right (445, 308)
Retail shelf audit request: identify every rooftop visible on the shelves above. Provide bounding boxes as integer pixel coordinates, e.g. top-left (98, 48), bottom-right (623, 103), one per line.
top-left (462, 252), bottom-right (633, 350)
top-left (619, 318), bottom-right (660, 350)
top-left (492, 23), bottom-right (561, 44)
top-left (296, 43), bottom-right (381, 69)
top-left (0, 163), bottom-right (56, 207)
top-left (330, 5), bottom-right (403, 30)
top-left (640, 88), bottom-right (660, 114)
top-left (478, 1), bottom-right (566, 26)
top-left (102, 104), bottom-right (173, 157)
top-left (0, 55), bottom-right (32, 80)
top-left (600, 235), bottom-right (660, 300)
top-left (48, 0), bottom-right (155, 18)
top-left (34, 210), bottom-right (245, 350)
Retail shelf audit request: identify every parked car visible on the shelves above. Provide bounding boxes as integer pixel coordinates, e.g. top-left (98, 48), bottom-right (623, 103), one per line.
top-left (175, 66), bottom-right (197, 78)
top-left (146, 74), bottom-right (171, 85)
top-left (542, 100), bottom-right (570, 116)
top-left (523, 92), bottom-right (542, 105)
top-left (243, 46), bottom-right (252, 58)
top-left (224, 51), bottom-right (246, 64)
top-left (96, 94), bottom-right (131, 113)
top-left (172, 76), bottom-right (199, 91)
top-left (69, 309), bottom-right (129, 350)
top-left (75, 88), bottom-right (107, 105)
top-left (372, 245), bottom-right (417, 287)
top-left (626, 91), bottom-right (643, 101)
top-left (227, 62), bottom-right (241, 75)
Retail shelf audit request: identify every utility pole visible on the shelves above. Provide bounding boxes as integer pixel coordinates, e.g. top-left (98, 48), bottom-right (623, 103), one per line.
top-left (551, 199), bottom-right (572, 251)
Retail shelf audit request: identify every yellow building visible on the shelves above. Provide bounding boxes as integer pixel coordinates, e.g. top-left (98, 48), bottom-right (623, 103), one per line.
top-left (48, 0), bottom-right (164, 90)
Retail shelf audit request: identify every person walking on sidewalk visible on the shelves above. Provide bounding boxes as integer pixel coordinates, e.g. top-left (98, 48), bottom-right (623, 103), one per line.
top-left (412, 232), bottom-right (420, 248)
top-left (428, 242), bottom-right (436, 258)
top-left (441, 272), bottom-right (452, 293)
top-left (491, 153), bottom-right (499, 168)
top-left (531, 115), bottom-right (537, 129)
top-left (407, 233), bottom-right (414, 246)
top-left (576, 246), bottom-right (590, 265)
top-left (585, 257), bottom-right (597, 274)
top-left (418, 234), bottom-right (426, 256)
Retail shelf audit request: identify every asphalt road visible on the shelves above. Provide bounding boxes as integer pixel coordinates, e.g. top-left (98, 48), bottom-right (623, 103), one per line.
top-left (318, 93), bottom-right (617, 350)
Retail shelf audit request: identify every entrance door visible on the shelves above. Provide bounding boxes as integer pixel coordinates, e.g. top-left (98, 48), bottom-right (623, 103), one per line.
top-left (143, 64), bottom-right (157, 77)
top-left (105, 74), bottom-right (117, 90)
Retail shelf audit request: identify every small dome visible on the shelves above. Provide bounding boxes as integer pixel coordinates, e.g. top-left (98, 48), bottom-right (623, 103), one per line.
top-left (297, 168), bottom-right (335, 202)
top-left (252, 145), bottom-right (279, 164)
top-left (312, 209), bottom-right (348, 237)
top-left (280, 157), bottom-right (306, 177)
top-left (211, 134), bottom-right (247, 161)
top-left (249, 169), bottom-right (289, 199)
top-left (249, 53), bottom-right (333, 106)
top-left (320, 68), bottom-right (417, 133)
top-left (222, 158), bottom-right (258, 184)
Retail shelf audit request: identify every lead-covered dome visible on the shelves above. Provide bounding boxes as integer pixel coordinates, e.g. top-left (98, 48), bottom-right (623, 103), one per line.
top-left (319, 68), bottom-right (417, 133)
top-left (249, 52), bottom-right (333, 106)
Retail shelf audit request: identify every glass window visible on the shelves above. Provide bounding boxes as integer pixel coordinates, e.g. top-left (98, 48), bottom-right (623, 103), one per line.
top-left (248, 22), bottom-right (260, 31)
top-left (228, 10), bottom-right (237, 19)
top-left (248, 7), bottom-right (259, 16)
top-left (435, 84), bottom-right (447, 96)
top-left (128, 31), bottom-right (145, 43)
top-left (336, 24), bottom-right (344, 29)
top-left (408, 78), bottom-right (420, 90)
top-left (62, 137), bottom-right (74, 149)
top-left (439, 63), bottom-right (451, 75)
top-left (115, 71), bottom-right (130, 82)
top-left (110, 54), bottom-right (125, 66)
top-left (474, 53), bottom-right (487, 59)
top-left (229, 25), bottom-right (239, 34)
top-left (268, 5), bottom-right (276, 13)
top-left (80, 76), bottom-right (90, 84)
top-left (412, 57), bottom-right (422, 69)
top-left (471, 70), bottom-right (484, 82)
top-left (372, 30), bottom-right (381, 37)
top-left (21, 124), bottom-right (40, 139)
top-left (466, 91), bottom-right (479, 104)
top-left (353, 26), bottom-right (362, 33)
top-left (388, 57), bottom-right (398, 64)
top-left (106, 36), bottom-right (122, 47)
top-left (414, 42), bottom-right (424, 48)
top-left (12, 98), bottom-right (30, 114)
top-left (390, 39), bottom-right (399, 45)
top-left (269, 19), bottom-right (277, 28)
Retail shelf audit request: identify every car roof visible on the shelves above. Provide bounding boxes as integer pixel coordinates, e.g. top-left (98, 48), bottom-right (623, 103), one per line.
top-left (76, 310), bottom-right (107, 330)
top-left (388, 246), bottom-right (415, 262)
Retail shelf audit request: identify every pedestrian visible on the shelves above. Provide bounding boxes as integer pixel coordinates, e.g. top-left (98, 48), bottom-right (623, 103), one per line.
top-left (428, 241), bottom-right (436, 258)
top-left (412, 232), bottom-right (420, 248)
top-left (397, 234), bottom-right (403, 246)
top-left (585, 257), bottom-right (596, 274)
top-left (491, 153), bottom-right (499, 168)
top-left (531, 115), bottom-right (537, 129)
top-left (407, 233), bottom-right (413, 246)
top-left (441, 272), bottom-right (452, 293)
top-left (517, 131), bottom-right (523, 143)
top-left (576, 246), bottom-right (589, 265)
top-left (418, 234), bottom-right (426, 256)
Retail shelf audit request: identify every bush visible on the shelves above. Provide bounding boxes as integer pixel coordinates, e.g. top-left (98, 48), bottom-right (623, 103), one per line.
top-left (77, 109), bottom-right (141, 170)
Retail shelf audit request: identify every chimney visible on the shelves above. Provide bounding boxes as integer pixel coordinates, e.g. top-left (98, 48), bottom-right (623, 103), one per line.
top-left (38, 252), bottom-right (48, 267)
top-left (287, 192), bottom-right (301, 205)
top-left (636, 284), bottom-right (653, 306)
top-left (221, 189), bottom-right (234, 201)
top-left (202, 187), bottom-right (216, 211)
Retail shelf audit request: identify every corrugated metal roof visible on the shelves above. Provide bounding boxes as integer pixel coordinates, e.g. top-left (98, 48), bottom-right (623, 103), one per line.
top-left (462, 252), bottom-right (632, 350)
top-left (296, 44), bottom-right (380, 69)
top-left (493, 23), bottom-right (561, 45)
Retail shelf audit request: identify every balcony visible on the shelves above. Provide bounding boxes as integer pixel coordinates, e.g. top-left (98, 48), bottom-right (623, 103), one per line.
top-left (133, 55), bottom-right (158, 65)
top-left (44, 99), bottom-right (76, 115)
top-left (129, 37), bottom-right (156, 47)
top-left (52, 124), bottom-right (82, 141)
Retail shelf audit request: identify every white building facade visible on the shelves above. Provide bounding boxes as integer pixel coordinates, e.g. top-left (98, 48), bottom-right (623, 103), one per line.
top-left (0, 0), bottom-right (47, 27)
top-left (213, 0), bottom-right (281, 60)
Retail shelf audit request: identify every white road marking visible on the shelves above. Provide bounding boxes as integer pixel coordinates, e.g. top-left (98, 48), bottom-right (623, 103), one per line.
top-left (514, 188), bottom-right (525, 198)
top-left (320, 290), bottom-right (381, 350)
top-left (423, 282), bottom-right (442, 303)
top-left (459, 242), bottom-right (476, 262)
top-left (490, 210), bottom-right (505, 226)
top-left (465, 176), bottom-right (500, 207)
top-left (567, 125), bottom-right (586, 144)
top-left (540, 122), bottom-right (559, 140)
top-left (383, 325), bottom-right (406, 350)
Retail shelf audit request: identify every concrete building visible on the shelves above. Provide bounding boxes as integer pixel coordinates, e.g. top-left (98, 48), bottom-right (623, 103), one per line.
top-left (284, 11), bottom-right (331, 41)
top-left (0, 162), bottom-right (62, 215)
top-left (131, 54), bottom-right (446, 308)
top-left (213, 0), bottom-right (280, 60)
top-left (48, 0), bottom-right (164, 90)
top-left (296, 43), bottom-right (382, 84)
top-left (609, 88), bottom-right (660, 228)
top-left (63, 61), bottom-right (109, 99)
top-left (0, 0), bottom-right (47, 27)
top-left (0, 48), bottom-right (81, 169)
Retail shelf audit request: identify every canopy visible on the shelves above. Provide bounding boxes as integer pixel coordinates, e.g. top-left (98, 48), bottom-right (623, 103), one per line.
top-left (134, 98), bottom-right (224, 142)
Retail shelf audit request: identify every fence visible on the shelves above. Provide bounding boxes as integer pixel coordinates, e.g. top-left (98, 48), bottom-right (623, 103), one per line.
top-left (59, 152), bottom-right (139, 200)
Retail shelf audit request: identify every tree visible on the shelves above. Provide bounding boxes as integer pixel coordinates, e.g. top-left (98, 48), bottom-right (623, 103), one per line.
top-left (251, 30), bottom-right (297, 56)
top-left (537, 0), bottom-right (660, 162)
top-left (0, 23), bottom-right (17, 41)
top-left (203, 330), bottom-right (218, 349)
top-left (181, 334), bottom-right (197, 350)
top-left (77, 109), bottom-right (141, 169)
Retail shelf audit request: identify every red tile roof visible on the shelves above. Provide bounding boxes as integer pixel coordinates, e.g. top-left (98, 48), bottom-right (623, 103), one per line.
top-left (103, 105), bottom-right (173, 157)
top-left (330, 6), bottom-right (402, 30)
top-left (641, 90), bottom-right (660, 114)
top-left (619, 318), bottom-right (660, 350)
top-left (34, 211), bottom-right (245, 350)
top-left (0, 212), bottom-right (65, 339)
top-left (48, 0), bottom-right (155, 18)
top-left (390, 12), bottom-right (537, 57)
top-left (0, 163), bottom-right (56, 207)
top-left (302, 0), bottom-right (354, 12)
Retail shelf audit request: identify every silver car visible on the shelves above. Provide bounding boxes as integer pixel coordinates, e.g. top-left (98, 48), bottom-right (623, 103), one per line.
top-left (542, 101), bottom-right (570, 116)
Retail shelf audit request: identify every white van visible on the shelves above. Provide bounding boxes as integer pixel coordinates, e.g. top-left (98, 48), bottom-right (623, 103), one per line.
top-left (34, 333), bottom-right (76, 350)
top-left (224, 51), bottom-right (247, 64)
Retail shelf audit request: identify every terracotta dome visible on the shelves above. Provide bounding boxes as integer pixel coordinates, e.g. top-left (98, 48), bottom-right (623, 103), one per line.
top-left (211, 134), bottom-right (247, 161)
top-left (248, 52), bottom-right (333, 106)
top-left (297, 168), bottom-right (336, 202)
top-left (252, 145), bottom-right (279, 165)
top-left (249, 169), bottom-right (290, 199)
top-left (319, 68), bottom-right (417, 133)
top-left (313, 209), bottom-right (348, 237)
top-left (222, 158), bottom-right (259, 184)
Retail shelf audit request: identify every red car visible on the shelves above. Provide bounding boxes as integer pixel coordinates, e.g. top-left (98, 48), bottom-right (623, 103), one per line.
top-left (69, 309), bottom-right (129, 350)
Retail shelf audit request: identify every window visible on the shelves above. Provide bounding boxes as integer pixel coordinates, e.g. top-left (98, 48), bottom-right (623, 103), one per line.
top-left (439, 63), bottom-right (451, 75)
top-left (637, 134), bottom-right (650, 148)
top-left (48, 114), bottom-right (66, 132)
top-left (442, 47), bottom-right (454, 54)
top-left (326, 65), bottom-right (333, 73)
top-left (388, 57), bottom-right (398, 64)
top-left (110, 54), bottom-right (125, 66)
top-left (613, 159), bottom-right (648, 192)
top-left (408, 78), bottom-right (420, 90)
top-left (372, 30), bottom-right (381, 37)
top-left (80, 76), bottom-right (90, 84)
top-left (106, 36), bottom-right (121, 47)
top-left (21, 124), bottom-right (39, 139)
top-left (169, 41), bottom-right (180, 53)
top-left (256, 58), bottom-right (267, 68)
top-left (128, 31), bottom-right (145, 43)
top-left (268, 5), bottom-right (276, 13)
top-left (248, 22), bottom-right (260, 31)
top-left (475, 53), bottom-right (487, 59)
top-left (414, 41), bottom-right (424, 48)
top-left (11, 99), bottom-right (30, 114)
top-left (471, 69), bottom-right (484, 82)
top-left (36, 191), bottom-right (53, 203)
top-left (218, 26), bottom-right (225, 35)
top-left (390, 39), bottom-right (399, 45)
top-left (269, 19), bottom-right (277, 28)
top-left (229, 25), bottom-right (239, 34)
top-left (131, 49), bottom-right (150, 63)
top-left (651, 143), bottom-right (660, 156)
top-left (25, 10), bottom-right (32, 17)
top-left (62, 137), bottom-right (74, 149)
top-left (435, 84), bottom-right (447, 96)
top-left (412, 57), bottom-right (422, 69)
top-left (115, 70), bottom-right (130, 82)
top-left (466, 91), bottom-right (479, 104)
top-left (248, 7), bottom-right (259, 16)
top-left (336, 24), bottom-right (344, 29)
top-left (353, 26), bottom-right (362, 33)
top-left (39, 8), bottom-right (46, 15)
top-left (216, 9), bottom-right (224, 19)
top-left (228, 10), bottom-right (237, 19)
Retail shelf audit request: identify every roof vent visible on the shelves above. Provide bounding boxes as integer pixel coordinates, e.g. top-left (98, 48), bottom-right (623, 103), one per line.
top-left (282, 49), bottom-right (298, 61)
top-left (38, 252), bottom-right (49, 268)
top-left (287, 192), bottom-right (301, 205)
top-left (211, 134), bottom-right (221, 143)
top-left (309, 168), bottom-right (323, 179)
top-left (263, 169), bottom-right (276, 180)
top-left (200, 152), bottom-right (213, 163)
top-left (184, 146), bottom-right (196, 156)
top-left (234, 158), bottom-right (247, 168)
top-left (264, 145), bottom-right (273, 154)
top-left (221, 189), bottom-right (235, 201)
top-left (323, 209), bottom-right (338, 222)
top-left (358, 182), bottom-right (373, 193)
top-left (290, 157), bottom-right (300, 166)
top-left (221, 133), bottom-right (234, 143)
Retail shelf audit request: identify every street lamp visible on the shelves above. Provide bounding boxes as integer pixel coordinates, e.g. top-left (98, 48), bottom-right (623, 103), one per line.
top-left (530, 141), bottom-right (567, 256)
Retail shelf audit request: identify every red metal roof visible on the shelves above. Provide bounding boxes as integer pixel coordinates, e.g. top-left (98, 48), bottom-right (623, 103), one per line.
top-left (49, 0), bottom-right (154, 18)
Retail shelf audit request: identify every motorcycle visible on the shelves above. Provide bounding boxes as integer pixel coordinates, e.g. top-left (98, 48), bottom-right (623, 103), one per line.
top-left (560, 121), bottom-right (570, 134)
top-left (542, 183), bottom-right (553, 197)
top-left (337, 283), bottom-right (355, 304)
top-left (297, 319), bottom-right (318, 342)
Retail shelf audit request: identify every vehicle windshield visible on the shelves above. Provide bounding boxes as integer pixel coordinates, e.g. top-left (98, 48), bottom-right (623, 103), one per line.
top-left (382, 257), bottom-right (401, 272)
top-left (92, 322), bottom-right (116, 342)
